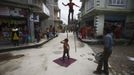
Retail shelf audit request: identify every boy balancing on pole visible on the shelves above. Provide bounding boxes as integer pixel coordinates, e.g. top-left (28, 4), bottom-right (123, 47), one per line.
top-left (62, 0), bottom-right (79, 22)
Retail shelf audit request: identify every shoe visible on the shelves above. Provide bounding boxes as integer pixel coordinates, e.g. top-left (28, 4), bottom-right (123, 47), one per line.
top-left (101, 70), bottom-right (109, 75)
top-left (93, 71), bottom-right (102, 74)
top-left (101, 70), bottom-right (105, 73)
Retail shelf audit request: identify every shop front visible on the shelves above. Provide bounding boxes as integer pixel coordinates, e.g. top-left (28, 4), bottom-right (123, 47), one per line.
top-left (0, 6), bottom-right (29, 45)
top-left (104, 15), bottom-right (126, 39)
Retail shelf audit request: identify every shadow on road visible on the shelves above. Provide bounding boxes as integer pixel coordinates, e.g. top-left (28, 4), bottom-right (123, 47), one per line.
top-left (0, 53), bottom-right (24, 62)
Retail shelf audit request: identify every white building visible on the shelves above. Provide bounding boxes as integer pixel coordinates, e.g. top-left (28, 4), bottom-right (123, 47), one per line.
top-left (79, 0), bottom-right (134, 37)
top-left (44, 0), bottom-right (63, 32)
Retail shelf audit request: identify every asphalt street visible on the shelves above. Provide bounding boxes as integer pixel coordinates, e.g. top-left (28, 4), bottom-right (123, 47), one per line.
top-left (0, 33), bottom-right (113, 75)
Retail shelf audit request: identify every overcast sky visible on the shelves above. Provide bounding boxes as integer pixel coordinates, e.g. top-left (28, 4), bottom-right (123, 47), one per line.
top-left (58, 0), bottom-right (81, 24)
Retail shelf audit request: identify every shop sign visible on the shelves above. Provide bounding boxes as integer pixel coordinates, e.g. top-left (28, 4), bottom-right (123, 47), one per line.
top-left (10, 8), bottom-right (27, 17)
top-left (0, 6), bottom-right (10, 16)
top-left (30, 14), bottom-right (39, 22)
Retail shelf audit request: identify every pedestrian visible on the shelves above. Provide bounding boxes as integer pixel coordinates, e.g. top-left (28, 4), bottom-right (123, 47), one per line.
top-left (80, 26), bottom-right (86, 39)
top-left (62, 0), bottom-right (79, 22)
top-left (93, 29), bottom-right (113, 75)
top-left (49, 25), bottom-right (53, 38)
top-left (60, 38), bottom-right (70, 61)
top-left (52, 27), bottom-right (55, 37)
top-left (11, 26), bottom-right (20, 46)
top-left (114, 24), bottom-right (122, 39)
top-left (46, 28), bottom-right (49, 39)
top-left (34, 27), bottom-right (40, 43)
top-left (22, 28), bottom-right (29, 44)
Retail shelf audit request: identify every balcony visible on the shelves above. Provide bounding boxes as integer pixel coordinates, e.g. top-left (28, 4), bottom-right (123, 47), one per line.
top-left (4, 0), bottom-right (28, 5)
top-left (94, 0), bottom-right (129, 11)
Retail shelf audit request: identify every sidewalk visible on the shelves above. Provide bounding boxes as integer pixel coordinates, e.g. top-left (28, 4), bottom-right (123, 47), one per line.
top-left (0, 37), bottom-right (56, 52)
top-left (78, 34), bottom-right (128, 45)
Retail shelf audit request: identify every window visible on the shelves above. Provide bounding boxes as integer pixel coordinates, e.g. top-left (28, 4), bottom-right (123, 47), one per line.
top-left (88, 0), bottom-right (94, 10)
top-left (108, 0), bottom-right (127, 7)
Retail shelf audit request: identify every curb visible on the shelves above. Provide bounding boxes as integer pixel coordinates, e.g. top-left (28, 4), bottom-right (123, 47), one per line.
top-left (76, 35), bottom-right (102, 45)
top-left (0, 36), bottom-right (57, 53)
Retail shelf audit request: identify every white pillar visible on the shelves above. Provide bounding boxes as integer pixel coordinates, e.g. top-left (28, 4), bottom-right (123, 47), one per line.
top-left (28, 13), bottom-right (35, 42)
top-left (29, 21), bottom-right (35, 42)
top-left (94, 15), bottom-right (104, 36)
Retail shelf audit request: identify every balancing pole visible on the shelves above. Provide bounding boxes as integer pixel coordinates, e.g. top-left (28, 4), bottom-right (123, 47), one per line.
top-left (74, 22), bottom-right (77, 52)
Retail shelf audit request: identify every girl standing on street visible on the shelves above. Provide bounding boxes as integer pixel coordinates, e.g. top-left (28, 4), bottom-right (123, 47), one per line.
top-left (61, 38), bottom-right (70, 61)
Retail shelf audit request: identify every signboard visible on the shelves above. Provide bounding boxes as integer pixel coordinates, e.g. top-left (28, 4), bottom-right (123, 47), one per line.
top-left (30, 13), bottom-right (39, 22)
top-left (43, 4), bottom-right (50, 16)
top-left (10, 8), bottom-right (27, 17)
top-left (0, 6), bottom-right (10, 16)
top-left (0, 6), bottom-right (27, 17)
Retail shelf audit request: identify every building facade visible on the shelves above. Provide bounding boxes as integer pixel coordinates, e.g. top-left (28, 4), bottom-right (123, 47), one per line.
top-left (0, 0), bottom-right (50, 44)
top-left (45, 0), bottom-right (62, 32)
top-left (79, 0), bottom-right (134, 38)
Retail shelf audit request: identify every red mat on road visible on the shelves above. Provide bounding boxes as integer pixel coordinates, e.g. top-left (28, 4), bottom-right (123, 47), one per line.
top-left (53, 57), bottom-right (76, 67)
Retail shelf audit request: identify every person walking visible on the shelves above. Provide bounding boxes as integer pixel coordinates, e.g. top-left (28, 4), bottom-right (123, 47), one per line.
top-left (62, 0), bottom-right (79, 22)
top-left (49, 25), bottom-right (53, 38)
top-left (46, 28), bottom-right (50, 39)
top-left (34, 27), bottom-right (40, 43)
top-left (60, 38), bottom-right (70, 61)
top-left (93, 29), bottom-right (113, 75)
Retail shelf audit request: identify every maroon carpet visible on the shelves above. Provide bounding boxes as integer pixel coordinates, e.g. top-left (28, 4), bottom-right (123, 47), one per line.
top-left (53, 57), bottom-right (76, 67)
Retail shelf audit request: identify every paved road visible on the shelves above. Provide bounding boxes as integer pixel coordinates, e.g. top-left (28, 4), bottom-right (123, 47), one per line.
top-left (0, 33), bottom-right (113, 75)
